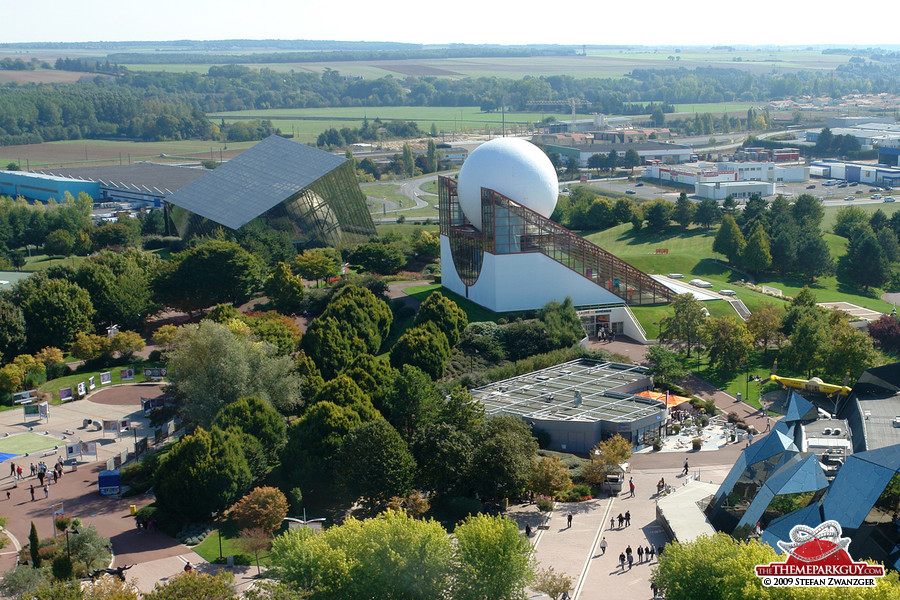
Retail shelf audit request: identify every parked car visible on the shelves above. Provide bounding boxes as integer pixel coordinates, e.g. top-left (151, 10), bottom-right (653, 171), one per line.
top-left (625, 189), bottom-right (636, 194)
top-left (635, 182), bottom-right (644, 187)
top-left (850, 182), bottom-right (858, 186)
top-left (838, 183), bottom-right (848, 188)
top-left (885, 197), bottom-right (896, 203)
top-left (806, 184), bottom-right (816, 189)
top-left (873, 194), bottom-right (883, 200)
top-left (844, 196), bottom-right (855, 201)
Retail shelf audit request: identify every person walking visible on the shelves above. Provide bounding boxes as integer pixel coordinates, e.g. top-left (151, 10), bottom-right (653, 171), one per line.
top-left (567, 513), bottom-right (573, 528)
top-left (8, 462), bottom-right (14, 478)
top-left (766, 417), bottom-right (771, 432)
top-left (646, 545), bottom-right (654, 562)
top-left (610, 516), bottom-right (616, 529)
top-left (525, 523), bottom-right (532, 537)
top-left (637, 545), bottom-right (644, 562)
top-left (16, 466), bottom-right (23, 480)
top-left (682, 458), bottom-right (689, 476)
top-left (29, 485), bottom-right (34, 502)
top-left (619, 552), bottom-right (626, 570)
top-left (625, 510), bottom-right (631, 527)
top-left (43, 484), bottom-right (48, 499)
top-left (629, 477), bottom-right (635, 497)
top-left (627, 552), bottom-right (634, 570)
top-left (599, 537), bottom-right (607, 555)
top-left (617, 513), bottom-right (624, 528)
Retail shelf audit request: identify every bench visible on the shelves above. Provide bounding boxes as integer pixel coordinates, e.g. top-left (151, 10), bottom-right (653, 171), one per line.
top-left (41, 450), bottom-right (57, 457)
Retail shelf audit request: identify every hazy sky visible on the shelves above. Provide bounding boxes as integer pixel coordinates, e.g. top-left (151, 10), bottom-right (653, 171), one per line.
top-left (5, 0), bottom-right (897, 47)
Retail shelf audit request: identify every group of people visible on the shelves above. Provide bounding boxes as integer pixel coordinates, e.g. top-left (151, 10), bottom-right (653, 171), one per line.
top-left (597, 324), bottom-right (617, 343)
top-left (617, 544), bottom-right (658, 570)
top-left (7, 457), bottom-right (65, 502)
top-left (611, 511), bottom-right (631, 528)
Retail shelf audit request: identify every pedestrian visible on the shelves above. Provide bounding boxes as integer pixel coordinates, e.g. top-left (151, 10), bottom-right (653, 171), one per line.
top-left (617, 513), bottom-right (624, 528)
top-left (525, 523), bottom-right (532, 537)
top-left (619, 552), bottom-right (626, 570)
top-left (651, 582), bottom-right (659, 598)
top-left (184, 562), bottom-right (192, 572)
top-left (16, 466), bottom-right (22, 480)
top-left (766, 417), bottom-right (771, 432)
top-left (626, 545), bottom-right (632, 558)
top-left (37, 471), bottom-right (44, 486)
top-left (682, 458), bottom-right (689, 476)
top-left (646, 545), bottom-right (653, 561)
top-left (43, 485), bottom-right (48, 499)
top-left (4, 491), bottom-right (8, 501)
top-left (627, 552), bottom-right (634, 569)
top-left (8, 462), bottom-right (14, 477)
top-left (29, 485), bottom-right (34, 501)
top-left (29, 464), bottom-right (35, 477)
top-left (748, 432), bottom-right (754, 446)
top-left (567, 513), bottom-right (572, 528)
top-left (629, 477), bottom-right (635, 497)
top-left (611, 517), bottom-right (616, 530)
top-left (625, 510), bottom-right (631, 527)
top-left (637, 545), bottom-right (644, 562)
top-left (52, 470), bottom-right (57, 484)
top-left (599, 536), bottom-right (607, 554)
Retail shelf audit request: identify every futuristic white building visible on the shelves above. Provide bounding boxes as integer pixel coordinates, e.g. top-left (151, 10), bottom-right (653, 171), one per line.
top-left (439, 138), bottom-right (672, 338)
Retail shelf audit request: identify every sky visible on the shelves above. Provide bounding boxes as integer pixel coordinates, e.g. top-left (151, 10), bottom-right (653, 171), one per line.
top-left (4, 0), bottom-right (899, 47)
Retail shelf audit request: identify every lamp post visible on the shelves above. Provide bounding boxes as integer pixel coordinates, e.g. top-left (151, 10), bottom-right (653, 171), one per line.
top-left (211, 512), bottom-right (223, 562)
top-left (65, 527), bottom-right (79, 561)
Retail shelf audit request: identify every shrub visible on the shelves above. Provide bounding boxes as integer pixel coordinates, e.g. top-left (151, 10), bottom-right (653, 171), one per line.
top-left (652, 439), bottom-right (662, 452)
top-left (692, 438), bottom-right (702, 451)
top-left (51, 555), bottom-right (73, 581)
top-left (700, 415), bottom-right (709, 428)
top-left (535, 495), bottom-right (555, 512)
top-left (672, 424), bottom-right (682, 434)
top-left (148, 349), bottom-right (163, 362)
top-left (442, 496), bottom-right (484, 523)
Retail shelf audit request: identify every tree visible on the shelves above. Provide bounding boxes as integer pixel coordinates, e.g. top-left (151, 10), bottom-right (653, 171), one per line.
top-left (586, 153), bottom-right (605, 172)
top-left (605, 149), bottom-right (618, 172)
top-left (651, 105), bottom-right (666, 128)
top-left (659, 293), bottom-right (707, 358)
top-left (425, 139), bottom-right (438, 173)
top-left (0, 296), bottom-right (26, 362)
top-left (722, 194), bottom-right (737, 215)
top-left (151, 324), bottom-right (179, 348)
top-left (143, 571), bottom-right (237, 600)
top-left (833, 205), bottom-right (870, 238)
top-left (227, 487), bottom-right (289, 535)
top-left (782, 310), bottom-right (828, 378)
top-left (770, 227), bottom-right (797, 275)
top-left (153, 427), bottom-right (253, 522)
top-left (238, 528), bottom-right (272, 576)
top-left (581, 434), bottom-right (632, 486)
top-left (321, 284), bottom-right (393, 355)
top-left (385, 364), bottom-right (441, 441)
top-left (108, 330), bottom-right (145, 360)
top-left (470, 414), bottom-right (539, 500)
top-left (644, 199), bottom-right (673, 230)
top-left (623, 148), bottom-right (641, 172)
top-left (263, 262), bottom-right (304, 313)
top-left (840, 226), bottom-right (891, 291)
top-left (82, 573), bottom-right (140, 600)
top-left (13, 274), bottom-right (94, 352)
top-left (868, 314), bottom-right (900, 352)
top-left (311, 375), bottom-right (379, 422)
top-left (539, 297), bottom-right (585, 350)
top-left (411, 229), bottom-right (440, 261)
top-left (821, 318), bottom-right (881, 382)
top-left (414, 291), bottom-right (468, 347)
top-left (301, 316), bottom-right (365, 380)
top-left (453, 514), bottom-right (535, 600)
top-left (645, 345), bottom-right (686, 388)
top-left (401, 143), bottom-right (415, 177)
top-left (342, 353), bottom-right (398, 415)
top-left (412, 423), bottom-right (474, 497)
top-left (44, 229), bottom-right (74, 256)
top-left (338, 420), bottom-right (416, 509)
top-left (389, 323), bottom-right (450, 380)
top-left (213, 396), bottom-right (286, 464)
top-left (166, 321), bottom-right (302, 426)
top-left (529, 455), bottom-right (572, 497)
top-left (741, 221), bottom-right (772, 274)
top-left (292, 249), bottom-right (340, 285)
top-left (793, 230), bottom-right (833, 283)
top-left (154, 239), bottom-right (264, 315)
top-left (282, 401), bottom-right (362, 489)
top-left (673, 192), bottom-right (695, 230)
top-left (0, 566), bottom-right (51, 598)
top-left (347, 242), bottom-right (406, 275)
top-left (67, 525), bottom-right (110, 573)
top-left (269, 509), bottom-right (452, 599)
top-left (815, 126), bottom-right (834, 153)
top-left (533, 567), bottom-right (575, 600)
top-left (29, 522), bottom-right (41, 568)
top-left (791, 194), bottom-right (824, 230)
top-left (745, 302), bottom-right (784, 352)
top-left (712, 214), bottom-right (746, 264)
top-left (702, 317), bottom-right (752, 372)
top-left (73, 252), bottom-right (160, 331)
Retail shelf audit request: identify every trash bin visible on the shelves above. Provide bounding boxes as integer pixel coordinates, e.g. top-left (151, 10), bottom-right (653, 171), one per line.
top-left (130, 505), bottom-right (136, 516)
top-left (226, 555), bottom-right (235, 567)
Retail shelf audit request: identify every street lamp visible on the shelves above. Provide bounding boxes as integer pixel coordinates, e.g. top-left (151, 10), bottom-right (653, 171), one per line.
top-left (211, 512), bottom-right (223, 562)
top-left (65, 527), bottom-right (79, 561)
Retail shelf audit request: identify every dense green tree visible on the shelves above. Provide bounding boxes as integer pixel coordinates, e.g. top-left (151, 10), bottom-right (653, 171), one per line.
top-left (347, 242), bottom-right (406, 275)
top-left (283, 401), bottom-right (362, 489)
top-left (605, 149), bottom-right (618, 172)
top-left (623, 148), bottom-right (641, 172)
top-left (311, 375), bottom-right (379, 422)
top-left (659, 293), bottom-right (707, 358)
top-left (213, 396), bottom-right (286, 464)
top-left (269, 509), bottom-right (452, 599)
top-left (401, 143), bottom-right (416, 177)
top-left (793, 230), bottom-right (833, 283)
top-left (412, 423), bottom-right (474, 496)
top-left (341, 354), bottom-right (397, 414)
top-left (0, 296), bottom-right (26, 361)
top-left (673, 192), bottom-right (695, 230)
top-left (91, 221), bottom-right (139, 249)
top-left (411, 229), bottom-right (440, 261)
top-left (878, 226), bottom-right (900, 263)
top-left (385, 364), bottom-right (442, 441)
top-left (712, 214), bottom-right (746, 264)
top-left (645, 345), bottom-right (686, 388)
top-left (644, 199), bottom-right (673, 230)
top-left (425, 139), bottom-right (438, 173)
top-left (29, 522), bottom-right (41, 568)
top-left (338, 420), bottom-right (416, 509)
top-left (43, 229), bottom-right (74, 256)
top-left (815, 127), bottom-right (834, 153)
top-left (833, 205), bottom-right (870, 238)
top-left (321, 284), bottom-right (393, 355)
top-left (154, 239), bottom-right (264, 315)
top-left (722, 194), bottom-right (737, 215)
top-left (470, 414), bottom-right (538, 499)
top-left (782, 310), bottom-right (828, 378)
top-left (821, 317), bottom-right (881, 382)
top-left (73, 251), bottom-right (159, 331)
top-left (839, 225), bottom-right (890, 291)
top-left (389, 323), bottom-right (451, 380)
top-left (702, 317), bottom-right (753, 372)
top-left (153, 427), bottom-right (253, 522)
top-left (791, 194), bottom-right (824, 230)
top-left (693, 198), bottom-right (721, 229)
top-left (746, 302), bottom-right (784, 351)
top-left (453, 514), bottom-right (535, 600)
top-left (13, 274), bottom-right (93, 352)
top-left (263, 262), bottom-right (305, 313)
top-left (292, 249), bottom-right (340, 284)
top-left (414, 291), bottom-right (468, 347)
top-left (300, 316), bottom-right (366, 380)
top-left (538, 297), bottom-right (585, 349)
top-left (166, 320), bottom-right (302, 426)
top-left (741, 221), bottom-right (772, 274)
top-left (0, 566), bottom-right (51, 598)
top-left (243, 312), bottom-right (302, 356)
top-left (67, 525), bottom-right (110, 573)
top-left (769, 226), bottom-right (797, 274)
top-left (586, 153), bottom-right (605, 171)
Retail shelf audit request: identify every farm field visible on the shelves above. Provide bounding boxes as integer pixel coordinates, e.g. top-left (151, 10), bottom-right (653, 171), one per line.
top-left (0, 139), bottom-right (256, 169)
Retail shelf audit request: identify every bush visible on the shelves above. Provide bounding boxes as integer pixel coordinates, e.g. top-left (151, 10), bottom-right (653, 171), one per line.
top-left (532, 429), bottom-right (551, 449)
top-left (692, 438), bottom-right (702, 451)
top-left (556, 484), bottom-right (592, 502)
top-left (177, 523), bottom-right (214, 546)
top-left (441, 496), bottom-right (484, 523)
top-left (672, 424), bottom-right (682, 434)
top-left (653, 439), bottom-right (662, 452)
top-left (51, 555), bottom-right (73, 581)
top-left (535, 495), bottom-right (555, 512)
top-left (700, 415), bottom-right (709, 428)
top-left (148, 349), bottom-right (163, 362)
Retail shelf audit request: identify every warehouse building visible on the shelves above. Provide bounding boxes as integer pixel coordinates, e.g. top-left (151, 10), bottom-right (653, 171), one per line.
top-left (471, 358), bottom-right (665, 452)
top-left (0, 170), bottom-right (99, 203)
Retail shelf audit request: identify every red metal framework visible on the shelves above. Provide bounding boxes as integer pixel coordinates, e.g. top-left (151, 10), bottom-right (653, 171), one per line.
top-left (439, 176), bottom-right (672, 305)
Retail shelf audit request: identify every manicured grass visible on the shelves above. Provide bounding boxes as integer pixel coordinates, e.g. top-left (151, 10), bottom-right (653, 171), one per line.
top-left (374, 222), bottom-right (439, 237)
top-left (0, 433), bottom-right (60, 455)
top-left (821, 202), bottom-right (900, 233)
top-left (21, 254), bottom-right (89, 271)
top-left (191, 527), bottom-right (269, 567)
top-left (403, 284), bottom-right (520, 323)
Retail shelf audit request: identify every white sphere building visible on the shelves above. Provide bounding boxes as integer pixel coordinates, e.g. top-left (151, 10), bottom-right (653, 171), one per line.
top-left (439, 138), bottom-right (672, 340)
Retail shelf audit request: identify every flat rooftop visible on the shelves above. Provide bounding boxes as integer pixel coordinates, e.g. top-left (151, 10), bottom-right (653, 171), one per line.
top-left (472, 358), bottom-right (661, 424)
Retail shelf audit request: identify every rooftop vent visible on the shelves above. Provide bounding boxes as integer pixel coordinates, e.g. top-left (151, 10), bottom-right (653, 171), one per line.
top-left (823, 428), bottom-right (832, 435)
top-left (832, 428), bottom-right (841, 435)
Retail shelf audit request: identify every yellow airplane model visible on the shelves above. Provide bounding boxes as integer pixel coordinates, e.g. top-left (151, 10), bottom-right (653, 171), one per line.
top-left (766, 360), bottom-right (852, 396)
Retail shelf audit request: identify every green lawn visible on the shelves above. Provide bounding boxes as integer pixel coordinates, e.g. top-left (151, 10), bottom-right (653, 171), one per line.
top-left (21, 254), bottom-right (89, 272)
top-left (38, 362), bottom-right (164, 405)
top-left (403, 284), bottom-right (521, 324)
top-left (191, 527), bottom-right (269, 567)
top-left (0, 433), bottom-right (61, 455)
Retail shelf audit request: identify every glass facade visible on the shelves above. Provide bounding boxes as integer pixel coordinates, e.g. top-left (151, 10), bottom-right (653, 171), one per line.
top-left (168, 161), bottom-right (374, 247)
top-left (439, 176), bottom-right (672, 305)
